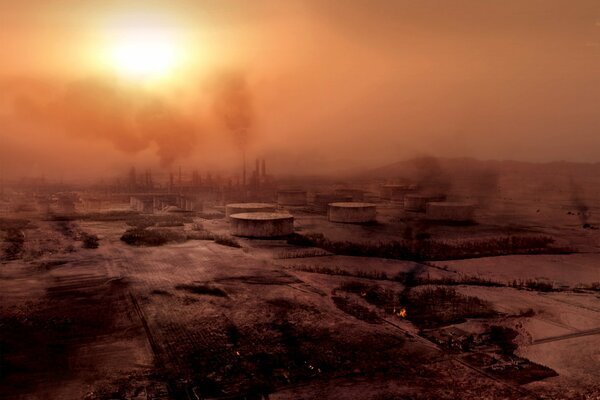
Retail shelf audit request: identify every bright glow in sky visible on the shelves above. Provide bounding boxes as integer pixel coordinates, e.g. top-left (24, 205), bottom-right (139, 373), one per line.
top-left (109, 27), bottom-right (182, 80)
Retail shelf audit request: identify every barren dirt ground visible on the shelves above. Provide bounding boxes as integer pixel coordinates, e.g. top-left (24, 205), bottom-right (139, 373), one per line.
top-left (1, 198), bottom-right (599, 399)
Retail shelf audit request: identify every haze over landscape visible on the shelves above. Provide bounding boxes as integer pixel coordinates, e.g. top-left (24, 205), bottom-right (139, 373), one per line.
top-left (1, 0), bottom-right (599, 180)
top-left (1, 2), bottom-right (599, 400)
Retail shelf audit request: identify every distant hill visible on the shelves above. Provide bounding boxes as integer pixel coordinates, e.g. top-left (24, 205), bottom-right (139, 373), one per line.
top-left (364, 157), bottom-right (600, 181)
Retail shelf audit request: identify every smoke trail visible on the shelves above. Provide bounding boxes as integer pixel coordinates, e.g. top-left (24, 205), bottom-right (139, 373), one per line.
top-left (210, 71), bottom-right (254, 151)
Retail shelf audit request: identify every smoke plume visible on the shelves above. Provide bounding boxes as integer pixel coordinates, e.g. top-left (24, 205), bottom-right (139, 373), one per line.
top-left (12, 77), bottom-right (198, 166)
top-left (210, 71), bottom-right (254, 151)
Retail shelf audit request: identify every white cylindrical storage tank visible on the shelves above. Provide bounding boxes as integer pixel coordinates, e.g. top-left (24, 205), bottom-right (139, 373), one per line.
top-left (426, 202), bottom-right (475, 222)
top-left (230, 212), bottom-right (294, 237)
top-left (404, 194), bottom-right (446, 212)
top-left (328, 202), bottom-right (377, 223)
top-left (225, 203), bottom-right (277, 217)
top-left (313, 193), bottom-right (352, 212)
top-left (277, 190), bottom-right (307, 206)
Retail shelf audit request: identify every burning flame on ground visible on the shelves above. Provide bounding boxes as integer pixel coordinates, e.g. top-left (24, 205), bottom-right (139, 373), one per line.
top-left (394, 307), bottom-right (407, 318)
top-left (394, 307), bottom-right (406, 318)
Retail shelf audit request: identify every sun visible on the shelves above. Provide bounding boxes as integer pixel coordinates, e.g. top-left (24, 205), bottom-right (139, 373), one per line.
top-left (111, 28), bottom-right (181, 80)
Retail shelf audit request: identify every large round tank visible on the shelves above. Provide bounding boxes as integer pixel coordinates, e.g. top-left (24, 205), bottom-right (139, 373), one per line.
top-left (277, 190), bottom-right (307, 206)
top-left (404, 194), bottom-right (447, 212)
top-left (230, 212), bottom-right (294, 237)
top-left (225, 203), bottom-right (276, 217)
top-left (328, 202), bottom-right (377, 223)
top-left (426, 202), bottom-right (475, 222)
top-left (380, 185), bottom-right (416, 201)
top-left (313, 193), bottom-right (352, 212)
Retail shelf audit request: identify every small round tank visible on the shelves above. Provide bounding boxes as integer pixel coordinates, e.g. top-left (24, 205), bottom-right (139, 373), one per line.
top-left (313, 193), bottom-right (352, 212)
top-left (426, 202), bottom-right (475, 222)
top-left (225, 203), bottom-right (277, 217)
top-left (328, 202), bottom-right (377, 223)
top-left (230, 212), bottom-right (294, 237)
top-left (404, 194), bottom-right (447, 212)
top-left (380, 185), bottom-right (416, 201)
top-left (277, 190), bottom-right (307, 206)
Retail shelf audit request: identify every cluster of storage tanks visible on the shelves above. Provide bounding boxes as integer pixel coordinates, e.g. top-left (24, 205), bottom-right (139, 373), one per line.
top-left (382, 186), bottom-right (476, 222)
top-left (225, 189), bottom-right (378, 238)
top-left (224, 184), bottom-right (476, 239)
top-left (225, 190), bottom-right (310, 238)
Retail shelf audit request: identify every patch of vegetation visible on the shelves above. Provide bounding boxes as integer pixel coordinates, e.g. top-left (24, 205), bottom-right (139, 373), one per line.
top-left (175, 284), bottom-right (228, 297)
top-left (125, 215), bottom-right (193, 229)
top-left (0, 218), bottom-right (33, 231)
top-left (287, 233), bottom-right (566, 261)
top-left (338, 281), bottom-right (400, 314)
top-left (150, 289), bottom-right (172, 296)
top-left (404, 287), bottom-right (497, 329)
top-left (275, 248), bottom-right (330, 259)
top-left (53, 220), bottom-right (77, 239)
top-left (186, 230), bottom-right (215, 241)
top-left (77, 210), bottom-right (140, 221)
top-left (295, 264), bottom-right (503, 288)
top-left (331, 296), bottom-right (380, 324)
top-left (155, 220), bottom-right (185, 227)
top-left (488, 325), bottom-right (519, 354)
top-left (120, 228), bottom-right (186, 246)
top-left (81, 232), bottom-right (99, 249)
top-left (37, 260), bottom-right (69, 270)
top-left (397, 272), bottom-right (504, 288)
top-left (293, 265), bottom-right (389, 280)
top-left (508, 279), bottom-right (556, 292)
top-left (213, 235), bottom-right (241, 248)
top-left (2, 228), bottom-right (25, 260)
top-left (587, 282), bottom-right (600, 291)
top-left (184, 230), bottom-right (241, 247)
top-left (191, 222), bottom-right (204, 231)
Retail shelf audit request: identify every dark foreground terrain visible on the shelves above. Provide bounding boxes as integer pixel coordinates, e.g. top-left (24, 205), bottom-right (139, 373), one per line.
top-left (1, 196), bottom-right (599, 399)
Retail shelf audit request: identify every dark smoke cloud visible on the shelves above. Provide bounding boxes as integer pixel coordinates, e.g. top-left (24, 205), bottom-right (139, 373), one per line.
top-left (11, 77), bottom-right (198, 166)
top-left (210, 71), bottom-right (254, 151)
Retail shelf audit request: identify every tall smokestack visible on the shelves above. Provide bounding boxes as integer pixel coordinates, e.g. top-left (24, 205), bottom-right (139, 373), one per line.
top-left (261, 159), bottom-right (266, 178)
top-left (255, 159), bottom-right (260, 188)
top-left (242, 152), bottom-right (246, 187)
top-left (128, 167), bottom-right (136, 190)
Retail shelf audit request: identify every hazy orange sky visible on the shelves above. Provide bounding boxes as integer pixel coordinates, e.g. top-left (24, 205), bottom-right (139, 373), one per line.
top-left (1, 0), bottom-right (599, 179)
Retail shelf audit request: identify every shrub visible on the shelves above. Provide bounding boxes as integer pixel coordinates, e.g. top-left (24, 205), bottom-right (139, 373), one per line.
top-left (2, 228), bottom-right (25, 260)
top-left (120, 228), bottom-right (185, 246)
top-left (404, 287), bottom-right (496, 329)
top-left (81, 233), bottom-right (99, 249)
top-left (175, 284), bottom-right (228, 297)
top-left (489, 325), bottom-right (519, 354)
top-left (509, 279), bottom-right (556, 292)
top-left (213, 235), bottom-right (241, 248)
